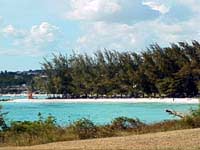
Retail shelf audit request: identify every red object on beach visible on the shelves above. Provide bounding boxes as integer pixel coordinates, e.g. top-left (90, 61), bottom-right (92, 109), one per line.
top-left (28, 91), bottom-right (33, 99)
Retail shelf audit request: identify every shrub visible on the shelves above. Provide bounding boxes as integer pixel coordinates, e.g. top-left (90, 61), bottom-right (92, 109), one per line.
top-left (191, 105), bottom-right (200, 118)
top-left (96, 125), bottom-right (115, 138)
top-left (9, 113), bottom-right (57, 135)
top-left (70, 118), bottom-right (97, 139)
top-left (0, 106), bottom-right (8, 131)
top-left (3, 113), bottom-right (60, 145)
top-left (183, 105), bottom-right (200, 128)
top-left (110, 117), bottom-right (145, 130)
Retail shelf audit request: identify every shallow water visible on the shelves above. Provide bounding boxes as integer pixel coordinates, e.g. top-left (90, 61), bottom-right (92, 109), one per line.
top-left (1, 102), bottom-right (198, 126)
top-left (0, 95), bottom-right (48, 100)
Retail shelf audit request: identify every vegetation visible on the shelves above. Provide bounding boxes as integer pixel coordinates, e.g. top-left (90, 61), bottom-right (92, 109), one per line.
top-left (69, 118), bottom-right (97, 139)
top-left (34, 41), bottom-right (200, 98)
top-left (0, 41), bottom-right (199, 98)
top-left (0, 106), bottom-right (7, 131)
top-left (0, 105), bottom-right (199, 146)
top-left (0, 70), bottom-right (42, 94)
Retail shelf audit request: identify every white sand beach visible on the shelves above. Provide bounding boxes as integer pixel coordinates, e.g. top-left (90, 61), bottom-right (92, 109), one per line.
top-left (7, 98), bottom-right (200, 104)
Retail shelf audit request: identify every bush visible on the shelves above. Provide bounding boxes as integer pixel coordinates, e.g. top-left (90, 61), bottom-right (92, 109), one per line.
top-left (96, 125), bottom-right (116, 138)
top-left (110, 117), bottom-right (145, 130)
top-left (183, 105), bottom-right (200, 128)
top-left (70, 118), bottom-right (97, 139)
top-left (191, 105), bottom-right (200, 118)
top-left (9, 113), bottom-right (57, 135)
top-left (3, 113), bottom-right (60, 145)
top-left (0, 106), bottom-right (8, 131)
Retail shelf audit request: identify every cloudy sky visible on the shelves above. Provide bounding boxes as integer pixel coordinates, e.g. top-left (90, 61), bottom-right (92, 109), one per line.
top-left (0, 0), bottom-right (200, 71)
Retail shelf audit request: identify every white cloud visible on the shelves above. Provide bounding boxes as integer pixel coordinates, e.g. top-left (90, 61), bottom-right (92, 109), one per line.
top-left (72, 0), bottom-right (200, 53)
top-left (2, 25), bottom-right (26, 38)
top-left (64, 0), bottom-right (164, 23)
top-left (1, 0), bottom-right (199, 57)
top-left (75, 14), bottom-right (200, 53)
top-left (0, 22), bottom-right (60, 56)
top-left (21, 22), bottom-right (59, 47)
top-left (76, 22), bottom-right (138, 52)
top-left (3, 25), bottom-right (15, 33)
top-left (66, 0), bottom-right (121, 20)
top-left (142, 1), bottom-right (170, 14)
top-left (3, 25), bottom-right (16, 35)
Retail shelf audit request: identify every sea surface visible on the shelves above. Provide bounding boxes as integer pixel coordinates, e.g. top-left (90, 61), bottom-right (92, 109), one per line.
top-left (0, 95), bottom-right (48, 100)
top-left (0, 102), bottom-right (198, 126)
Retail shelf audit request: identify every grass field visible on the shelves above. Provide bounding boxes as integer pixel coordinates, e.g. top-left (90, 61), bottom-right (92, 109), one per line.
top-left (1, 128), bottom-right (200, 150)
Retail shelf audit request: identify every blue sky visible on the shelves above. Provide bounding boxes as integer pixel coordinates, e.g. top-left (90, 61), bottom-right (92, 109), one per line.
top-left (0, 0), bottom-right (199, 71)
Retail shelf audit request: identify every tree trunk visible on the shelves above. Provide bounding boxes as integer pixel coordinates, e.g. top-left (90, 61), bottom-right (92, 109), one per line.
top-left (166, 109), bottom-right (185, 118)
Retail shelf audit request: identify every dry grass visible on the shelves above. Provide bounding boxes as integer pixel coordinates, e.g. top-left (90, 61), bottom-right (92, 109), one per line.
top-left (1, 128), bottom-right (200, 150)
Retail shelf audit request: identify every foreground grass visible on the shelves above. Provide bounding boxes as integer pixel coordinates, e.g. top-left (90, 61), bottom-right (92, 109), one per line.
top-left (1, 128), bottom-right (200, 150)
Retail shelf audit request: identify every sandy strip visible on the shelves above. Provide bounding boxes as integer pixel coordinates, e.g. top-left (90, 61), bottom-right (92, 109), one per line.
top-left (6, 98), bottom-right (200, 104)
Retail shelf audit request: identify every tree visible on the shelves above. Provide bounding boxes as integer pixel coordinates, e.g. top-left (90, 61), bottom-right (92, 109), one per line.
top-left (38, 54), bottom-right (73, 97)
top-left (36, 41), bottom-right (200, 98)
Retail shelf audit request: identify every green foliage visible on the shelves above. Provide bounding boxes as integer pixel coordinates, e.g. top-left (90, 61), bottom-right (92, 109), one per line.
top-left (35, 41), bottom-right (200, 98)
top-left (2, 113), bottom-right (60, 145)
top-left (111, 117), bottom-right (145, 130)
top-left (191, 105), bottom-right (200, 118)
top-left (0, 41), bottom-right (199, 97)
top-left (69, 118), bottom-right (97, 139)
top-left (9, 114), bottom-right (56, 135)
top-left (183, 105), bottom-right (200, 128)
top-left (0, 70), bottom-right (44, 94)
top-left (96, 125), bottom-right (116, 138)
top-left (0, 106), bottom-right (8, 131)
top-left (0, 72), bottom-right (28, 87)
top-left (157, 77), bottom-right (181, 97)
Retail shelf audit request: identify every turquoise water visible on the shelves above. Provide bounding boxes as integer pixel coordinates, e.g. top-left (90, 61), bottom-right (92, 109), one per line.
top-left (0, 95), bottom-right (48, 100)
top-left (0, 95), bottom-right (27, 100)
top-left (0, 102), bottom-right (198, 126)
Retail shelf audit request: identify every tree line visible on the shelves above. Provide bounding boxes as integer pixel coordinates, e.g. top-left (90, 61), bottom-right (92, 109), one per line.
top-left (0, 70), bottom-right (45, 94)
top-left (33, 41), bottom-right (200, 98)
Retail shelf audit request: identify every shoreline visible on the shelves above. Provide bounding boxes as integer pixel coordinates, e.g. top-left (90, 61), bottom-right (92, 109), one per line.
top-left (5, 98), bottom-right (200, 104)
